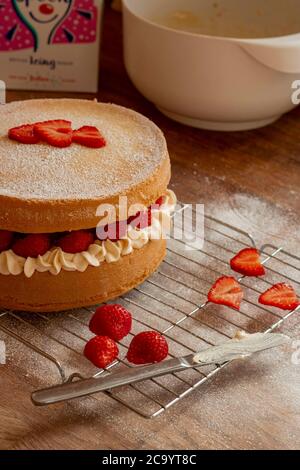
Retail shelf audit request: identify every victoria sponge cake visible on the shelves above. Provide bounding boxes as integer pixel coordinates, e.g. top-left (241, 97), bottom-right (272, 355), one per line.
top-left (0, 99), bottom-right (175, 312)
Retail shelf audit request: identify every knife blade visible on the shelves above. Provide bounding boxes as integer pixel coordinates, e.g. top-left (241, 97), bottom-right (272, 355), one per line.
top-left (31, 332), bottom-right (288, 406)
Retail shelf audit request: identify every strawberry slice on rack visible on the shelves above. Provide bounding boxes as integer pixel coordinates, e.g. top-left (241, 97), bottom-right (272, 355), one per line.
top-left (230, 248), bottom-right (266, 277)
top-left (72, 126), bottom-right (106, 149)
top-left (259, 283), bottom-right (299, 311)
top-left (34, 120), bottom-right (72, 148)
top-left (8, 124), bottom-right (40, 144)
top-left (208, 276), bottom-right (244, 310)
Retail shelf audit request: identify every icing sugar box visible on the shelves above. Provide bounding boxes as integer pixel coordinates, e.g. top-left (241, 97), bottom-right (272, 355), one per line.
top-left (0, 0), bottom-right (103, 92)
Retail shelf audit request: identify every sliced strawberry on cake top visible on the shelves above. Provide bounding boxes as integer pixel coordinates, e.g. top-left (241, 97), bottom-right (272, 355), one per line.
top-left (73, 126), bottom-right (106, 149)
top-left (8, 124), bottom-right (40, 144)
top-left (34, 120), bottom-right (72, 148)
top-left (230, 248), bottom-right (266, 277)
top-left (259, 283), bottom-right (299, 311)
top-left (208, 276), bottom-right (244, 310)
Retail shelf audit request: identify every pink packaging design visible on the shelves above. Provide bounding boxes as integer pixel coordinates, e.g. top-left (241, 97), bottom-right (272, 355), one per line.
top-left (0, 0), bottom-right (103, 92)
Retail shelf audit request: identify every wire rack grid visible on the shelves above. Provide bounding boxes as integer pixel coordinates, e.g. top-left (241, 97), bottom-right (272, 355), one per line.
top-left (0, 204), bottom-right (299, 418)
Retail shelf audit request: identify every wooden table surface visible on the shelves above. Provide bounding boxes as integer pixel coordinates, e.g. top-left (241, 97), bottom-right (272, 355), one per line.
top-left (1, 6), bottom-right (300, 450)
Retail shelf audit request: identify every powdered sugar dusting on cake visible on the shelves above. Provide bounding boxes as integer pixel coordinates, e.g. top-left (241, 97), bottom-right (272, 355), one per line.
top-left (0, 99), bottom-right (167, 200)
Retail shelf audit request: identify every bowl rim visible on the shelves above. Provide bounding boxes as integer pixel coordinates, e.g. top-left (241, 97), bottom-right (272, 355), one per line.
top-left (122, 0), bottom-right (300, 43)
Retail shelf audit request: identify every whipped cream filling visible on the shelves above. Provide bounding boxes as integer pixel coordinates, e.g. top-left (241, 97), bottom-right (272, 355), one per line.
top-left (0, 190), bottom-right (177, 278)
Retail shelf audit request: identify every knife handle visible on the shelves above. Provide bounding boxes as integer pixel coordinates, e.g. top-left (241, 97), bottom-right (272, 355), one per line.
top-left (31, 355), bottom-right (195, 406)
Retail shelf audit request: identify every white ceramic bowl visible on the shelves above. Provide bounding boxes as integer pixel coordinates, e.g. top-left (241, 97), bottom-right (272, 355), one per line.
top-left (123, 0), bottom-right (300, 131)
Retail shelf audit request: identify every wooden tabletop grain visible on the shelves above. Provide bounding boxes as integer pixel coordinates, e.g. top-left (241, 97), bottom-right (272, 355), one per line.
top-left (1, 6), bottom-right (300, 450)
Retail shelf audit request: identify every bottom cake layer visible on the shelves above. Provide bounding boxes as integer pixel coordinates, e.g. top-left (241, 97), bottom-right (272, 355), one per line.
top-left (0, 239), bottom-right (166, 312)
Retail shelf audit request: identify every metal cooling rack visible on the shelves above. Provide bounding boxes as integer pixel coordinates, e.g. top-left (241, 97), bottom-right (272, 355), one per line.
top-left (0, 204), bottom-right (299, 418)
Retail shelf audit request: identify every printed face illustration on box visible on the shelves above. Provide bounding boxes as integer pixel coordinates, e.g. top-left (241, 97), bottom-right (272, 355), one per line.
top-left (12, 0), bottom-right (73, 51)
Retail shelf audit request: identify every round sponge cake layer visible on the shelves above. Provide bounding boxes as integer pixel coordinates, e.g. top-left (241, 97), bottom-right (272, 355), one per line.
top-left (0, 239), bottom-right (166, 312)
top-left (0, 99), bottom-right (170, 233)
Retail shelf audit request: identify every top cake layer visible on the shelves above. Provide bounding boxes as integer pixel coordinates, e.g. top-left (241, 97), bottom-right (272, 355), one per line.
top-left (0, 99), bottom-right (170, 233)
